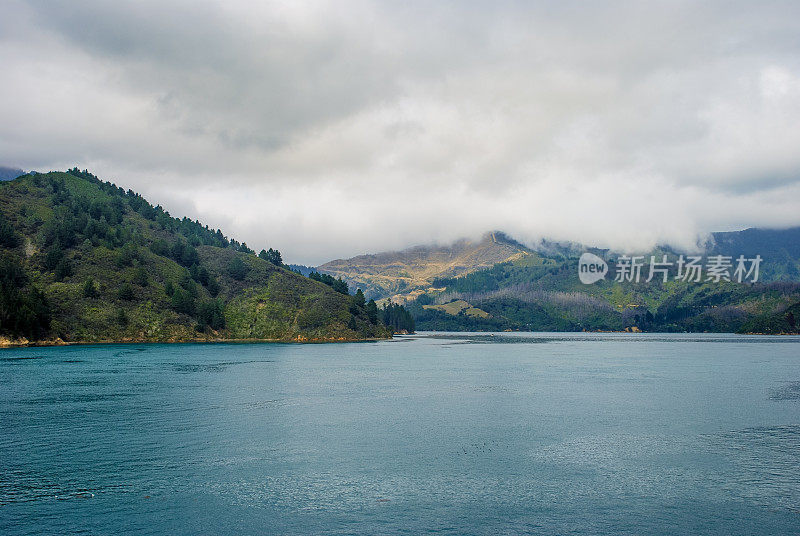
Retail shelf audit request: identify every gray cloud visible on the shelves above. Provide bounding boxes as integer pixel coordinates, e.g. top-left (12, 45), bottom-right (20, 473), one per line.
top-left (2, 0), bottom-right (800, 263)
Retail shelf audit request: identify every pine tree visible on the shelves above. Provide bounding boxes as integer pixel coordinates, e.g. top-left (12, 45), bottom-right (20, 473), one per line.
top-left (365, 299), bottom-right (378, 324)
top-left (227, 256), bottom-right (249, 280)
top-left (354, 289), bottom-right (366, 308)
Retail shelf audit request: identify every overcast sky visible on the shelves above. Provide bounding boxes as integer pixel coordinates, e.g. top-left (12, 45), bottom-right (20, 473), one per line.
top-left (2, 1), bottom-right (800, 264)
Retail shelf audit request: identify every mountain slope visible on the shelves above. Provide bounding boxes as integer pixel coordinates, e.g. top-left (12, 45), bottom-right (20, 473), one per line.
top-left (0, 170), bottom-right (391, 344)
top-left (709, 227), bottom-right (800, 281)
top-left (0, 167), bottom-right (24, 181)
top-left (318, 232), bottom-right (530, 302)
top-left (407, 251), bottom-right (800, 333)
top-left (321, 229), bottom-right (800, 333)
top-left (738, 300), bottom-right (800, 334)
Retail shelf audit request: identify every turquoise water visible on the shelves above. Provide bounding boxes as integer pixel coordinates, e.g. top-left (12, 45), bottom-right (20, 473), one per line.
top-left (1, 332), bottom-right (800, 535)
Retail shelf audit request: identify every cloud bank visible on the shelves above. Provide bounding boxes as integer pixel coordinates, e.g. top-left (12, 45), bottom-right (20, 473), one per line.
top-left (2, 0), bottom-right (800, 263)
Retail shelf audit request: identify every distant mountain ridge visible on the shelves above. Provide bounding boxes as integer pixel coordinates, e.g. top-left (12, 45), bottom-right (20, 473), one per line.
top-left (318, 231), bottom-right (529, 302)
top-left (710, 226), bottom-right (800, 256)
top-left (319, 227), bottom-right (800, 333)
top-left (0, 167), bottom-right (24, 181)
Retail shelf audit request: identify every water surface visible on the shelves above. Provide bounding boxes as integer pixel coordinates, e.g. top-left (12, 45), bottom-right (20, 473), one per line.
top-left (1, 332), bottom-right (800, 535)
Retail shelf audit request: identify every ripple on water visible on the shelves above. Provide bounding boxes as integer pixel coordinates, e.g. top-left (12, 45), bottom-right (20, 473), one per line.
top-left (769, 381), bottom-right (800, 401)
top-left (0, 355), bottom-right (48, 362)
top-left (704, 425), bottom-right (800, 510)
top-left (19, 392), bottom-right (135, 405)
top-left (165, 359), bottom-right (275, 373)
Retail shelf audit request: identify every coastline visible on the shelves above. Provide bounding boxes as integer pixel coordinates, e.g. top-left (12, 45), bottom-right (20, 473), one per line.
top-left (5, 329), bottom-right (797, 349)
top-left (0, 334), bottom-right (394, 348)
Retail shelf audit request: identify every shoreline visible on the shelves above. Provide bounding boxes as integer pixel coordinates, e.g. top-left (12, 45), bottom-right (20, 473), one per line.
top-left (4, 330), bottom-right (797, 349)
top-left (0, 335), bottom-right (394, 349)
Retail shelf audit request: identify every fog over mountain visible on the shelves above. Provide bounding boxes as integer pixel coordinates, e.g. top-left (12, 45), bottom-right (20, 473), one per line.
top-left (2, 1), bottom-right (800, 264)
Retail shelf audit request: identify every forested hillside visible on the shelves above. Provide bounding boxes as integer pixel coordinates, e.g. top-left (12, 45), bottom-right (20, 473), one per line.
top-left (406, 250), bottom-right (800, 333)
top-left (0, 170), bottom-right (393, 344)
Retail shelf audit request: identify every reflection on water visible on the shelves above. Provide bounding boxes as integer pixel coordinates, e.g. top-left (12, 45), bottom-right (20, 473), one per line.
top-left (1, 333), bottom-right (799, 535)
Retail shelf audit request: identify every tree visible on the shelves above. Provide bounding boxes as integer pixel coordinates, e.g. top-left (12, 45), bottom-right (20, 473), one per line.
top-left (259, 248), bottom-right (283, 266)
top-left (171, 241), bottom-right (198, 267)
top-left (150, 239), bottom-right (170, 257)
top-left (133, 266), bottom-right (149, 286)
top-left (116, 243), bottom-right (138, 267)
top-left (197, 299), bottom-right (226, 331)
top-left (381, 301), bottom-right (415, 333)
top-left (365, 299), bottom-right (378, 324)
top-left (332, 277), bottom-right (349, 295)
top-left (0, 213), bottom-right (19, 248)
top-left (227, 256), bottom-right (249, 280)
top-left (82, 277), bottom-right (98, 298)
top-left (270, 248), bottom-right (282, 266)
top-left (43, 242), bottom-right (64, 271)
top-left (207, 276), bottom-right (220, 297)
top-left (171, 287), bottom-right (195, 315)
top-left (179, 272), bottom-right (198, 296)
top-left (354, 289), bottom-right (366, 308)
top-left (0, 251), bottom-right (51, 339)
top-left (308, 271), bottom-right (349, 294)
top-left (190, 264), bottom-right (210, 286)
top-left (54, 257), bottom-right (73, 281)
top-left (117, 283), bottom-right (134, 301)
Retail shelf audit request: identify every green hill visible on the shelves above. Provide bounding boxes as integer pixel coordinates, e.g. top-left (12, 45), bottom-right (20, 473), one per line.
top-left (0, 170), bottom-right (392, 345)
top-left (405, 250), bottom-right (800, 333)
top-left (738, 300), bottom-right (800, 334)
